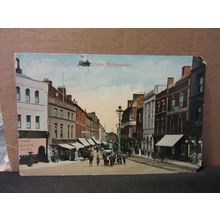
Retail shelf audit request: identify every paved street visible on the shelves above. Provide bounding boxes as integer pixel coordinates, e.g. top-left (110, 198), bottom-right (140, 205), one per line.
top-left (19, 157), bottom-right (186, 176)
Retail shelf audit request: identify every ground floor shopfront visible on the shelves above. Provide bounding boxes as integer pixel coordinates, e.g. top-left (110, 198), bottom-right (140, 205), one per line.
top-left (18, 130), bottom-right (49, 165)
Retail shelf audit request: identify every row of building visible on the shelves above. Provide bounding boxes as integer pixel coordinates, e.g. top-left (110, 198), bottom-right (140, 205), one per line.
top-left (120, 56), bottom-right (205, 163)
top-left (15, 58), bottom-right (106, 163)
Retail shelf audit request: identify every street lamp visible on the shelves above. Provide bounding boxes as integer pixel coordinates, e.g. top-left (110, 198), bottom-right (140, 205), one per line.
top-left (116, 106), bottom-right (124, 152)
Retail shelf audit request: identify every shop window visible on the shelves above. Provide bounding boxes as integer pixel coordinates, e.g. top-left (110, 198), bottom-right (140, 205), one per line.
top-left (16, 86), bottom-right (20, 101)
top-left (26, 115), bottom-right (31, 129)
top-left (25, 88), bottom-right (30, 102)
top-left (35, 90), bottom-right (39, 103)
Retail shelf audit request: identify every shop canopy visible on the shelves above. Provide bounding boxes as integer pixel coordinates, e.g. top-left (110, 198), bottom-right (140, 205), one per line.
top-left (58, 143), bottom-right (75, 150)
top-left (102, 140), bottom-right (108, 145)
top-left (87, 139), bottom-right (96, 146)
top-left (78, 138), bottom-right (90, 147)
top-left (70, 142), bottom-right (84, 149)
top-left (92, 138), bottom-right (102, 145)
top-left (155, 134), bottom-right (184, 147)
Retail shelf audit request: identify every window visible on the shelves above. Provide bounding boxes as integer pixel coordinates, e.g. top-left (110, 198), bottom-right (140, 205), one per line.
top-left (129, 112), bottom-right (133, 120)
top-left (179, 94), bottom-right (184, 107)
top-left (18, 114), bottom-right (21, 128)
top-left (60, 124), bottom-right (63, 138)
top-left (35, 90), bottom-right (39, 103)
top-left (16, 87), bottom-right (20, 101)
top-left (68, 112), bottom-right (70, 120)
top-left (71, 113), bottom-right (73, 120)
top-left (60, 109), bottom-right (63, 118)
top-left (196, 106), bottom-right (202, 126)
top-left (178, 117), bottom-right (182, 132)
top-left (54, 108), bottom-right (58, 117)
top-left (157, 102), bottom-right (160, 113)
top-left (71, 126), bottom-right (73, 138)
top-left (54, 123), bottom-right (58, 138)
top-left (129, 127), bottom-right (133, 138)
top-left (162, 99), bottom-right (166, 111)
top-left (171, 98), bottom-right (175, 110)
top-left (68, 125), bottom-right (70, 138)
top-left (35, 116), bottom-right (40, 129)
top-left (25, 88), bottom-right (30, 102)
top-left (26, 115), bottom-right (31, 129)
top-left (199, 77), bottom-right (204, 93)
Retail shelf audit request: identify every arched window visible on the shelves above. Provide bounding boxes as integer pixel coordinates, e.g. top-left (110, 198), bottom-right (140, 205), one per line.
top-left (16, 86), bottom-right (20, 100)
top-left (25, 88), bottom-right (30, 102)
top-left (35, 90), bottom-right (39, 103)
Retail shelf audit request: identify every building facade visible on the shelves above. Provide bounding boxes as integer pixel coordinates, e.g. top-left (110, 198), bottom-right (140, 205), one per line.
top-left (16, 59), bottom-right (49, 163)
top-left (187, 57), bottom-right (206, 164)
top-left (75, 104), bottom-right (87, 138)
top-left (87, 112), bottom-right (100, 140)
top-left (121, 94), bottom-right (144, 153)
top-left (46, 81), bottom-right (76, 145)
top-left (143, 85), bottom-right (166, 157)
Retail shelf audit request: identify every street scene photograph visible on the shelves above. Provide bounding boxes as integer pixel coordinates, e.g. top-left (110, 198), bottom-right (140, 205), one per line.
top-left (14, 53), bottom-right (206, 176)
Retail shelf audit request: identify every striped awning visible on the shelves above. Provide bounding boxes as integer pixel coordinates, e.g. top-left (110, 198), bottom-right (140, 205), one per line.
top-left (156, 134), bottom-right (184, 147)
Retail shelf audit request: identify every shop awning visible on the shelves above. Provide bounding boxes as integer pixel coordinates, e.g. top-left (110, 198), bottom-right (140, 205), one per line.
top-left (70, 142), bottom-right (84, 149)
top-left (78, 138), bottom-right (90, 147)
top-left (58, 143), bottom-right (75, 150)
top-left (156, 134), bottom-right (184, 147)
top-left (92, 138), bottom-right (102, 145)
top-left (87, 139), bottom-right (96, 146)
top-left (102, 140), bottom-right (108, 145)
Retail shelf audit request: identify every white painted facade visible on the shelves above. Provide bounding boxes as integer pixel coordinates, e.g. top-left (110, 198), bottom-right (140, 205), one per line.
top-left (16, 74), bottom-right (48, 132)
top-left (143, 85), bottom-right (166, 156)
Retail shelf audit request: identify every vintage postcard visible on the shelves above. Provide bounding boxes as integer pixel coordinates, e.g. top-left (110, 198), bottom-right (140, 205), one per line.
top-left (0, 104), bottom-right (11, 171)
top-left (14, 53), bottom-right (206, 175)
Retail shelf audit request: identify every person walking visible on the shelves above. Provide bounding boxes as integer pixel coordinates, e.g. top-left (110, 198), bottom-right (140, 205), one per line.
top-left (89, 149), bottom-right (94, 167)
top-left (96, 152), bottom-right (100, 166)
top-left (122, 153), bottom-right (126, 165)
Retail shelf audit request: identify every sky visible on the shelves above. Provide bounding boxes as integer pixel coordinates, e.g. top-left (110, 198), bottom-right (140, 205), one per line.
top-left (15, 53), bottom-right (192, 133)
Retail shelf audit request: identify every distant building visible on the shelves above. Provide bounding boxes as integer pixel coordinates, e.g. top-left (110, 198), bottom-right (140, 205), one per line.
top-left (15, 59), bottom-right (49, 163)
top-left (75, 104), bottom-right (87, 138)
top-left (143, 85), bottom-right (166, 157)
top-left (105, 132), bottom-right (117, 142)
top-left (87, 112), bottom-right (100, 140)
top-left (121, 94), bottom-right (144, 153)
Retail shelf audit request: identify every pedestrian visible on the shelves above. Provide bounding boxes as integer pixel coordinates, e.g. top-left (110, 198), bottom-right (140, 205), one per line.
top-left (96, 153), bottom-right (100, 166)
top-left (122, 153), bottom-right (126, 165)
top-left (89, 150), bottom-right (94, 167)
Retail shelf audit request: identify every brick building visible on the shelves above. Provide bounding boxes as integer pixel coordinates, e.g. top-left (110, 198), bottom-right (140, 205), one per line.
top-left (45, 81), bottom-right (76, 145)
top-left (87, 112), bottom-right (100, 140)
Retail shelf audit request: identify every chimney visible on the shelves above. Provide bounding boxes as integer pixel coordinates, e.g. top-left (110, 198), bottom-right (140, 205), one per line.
top-left (66, 95), bottom-right (72, 101)
top-left (182, 66), bottom-right (191, 78)
top-left (167, 77), bottom-right (174, 87)
top-left (43, 78), bottom-right (52, 85)
top-left (58, 86), bottom-right (66, 96)
top-left (16, 58), bottom-right (22, 74)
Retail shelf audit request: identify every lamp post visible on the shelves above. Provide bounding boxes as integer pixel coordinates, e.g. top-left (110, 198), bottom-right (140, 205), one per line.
top-left (116, 106), bottom-right (124, 152)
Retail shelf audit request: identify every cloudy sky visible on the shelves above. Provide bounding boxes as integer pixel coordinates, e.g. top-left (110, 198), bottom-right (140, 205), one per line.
top-left (15, 53), bottom-right (192, 132)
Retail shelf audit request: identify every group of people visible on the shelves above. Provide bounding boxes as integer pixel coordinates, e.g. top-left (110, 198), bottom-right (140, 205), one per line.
top-left (88, 148), bottom-right (127, 167)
